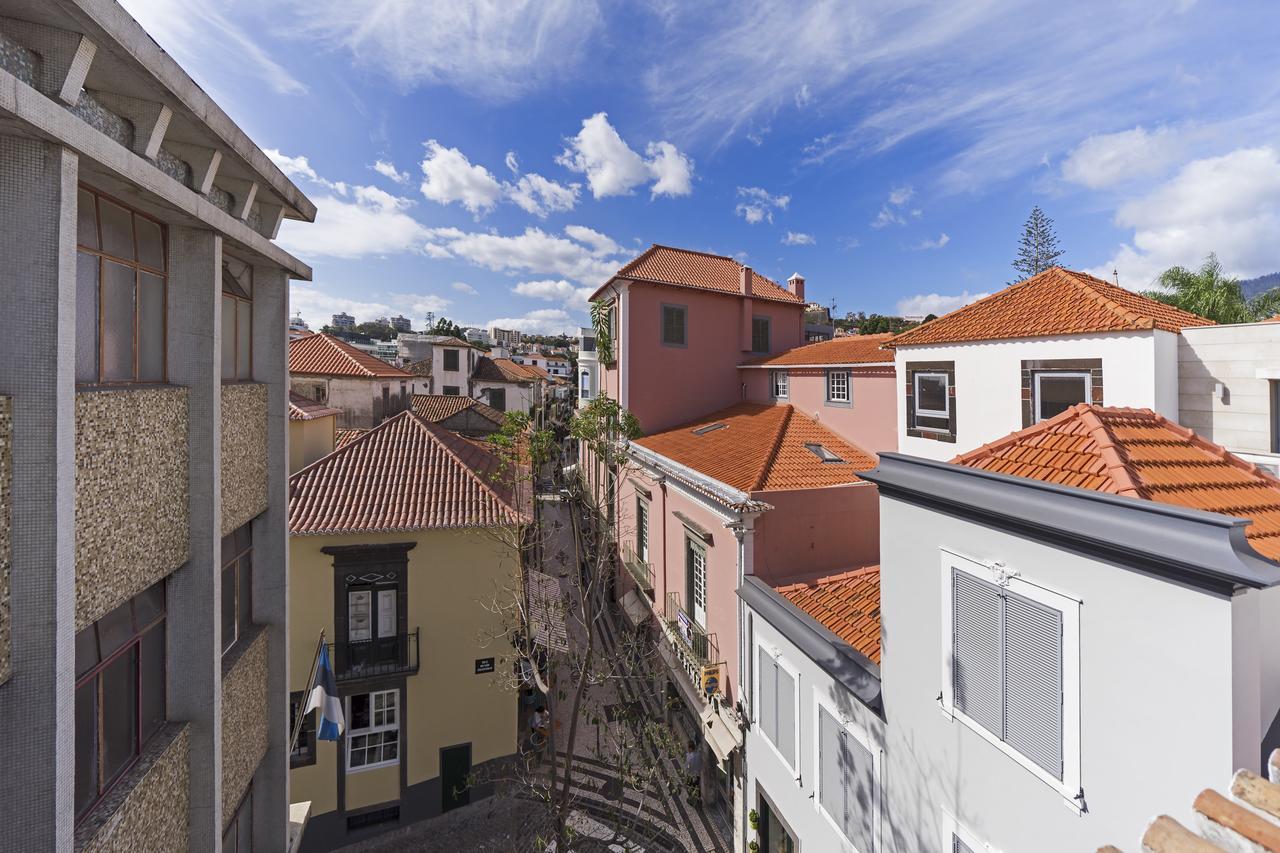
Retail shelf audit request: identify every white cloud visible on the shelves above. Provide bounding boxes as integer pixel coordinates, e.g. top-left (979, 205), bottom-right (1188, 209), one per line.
top-left (505, 151), bottom-right (520, 175)
top-left (1090, 146), bottom-right (1280, 288)
top-left (485, 308), bottom-right (580, 336)
top-left (795, 84), bottom-right (813, 108)
top-left (871, 207), bottom-right (905, 229)
top-left (735, 186), bottom-right (790, 224)
top-left (557, 113), bottom-right (694, 198)
top-left (288, 284), bottom-right (450, 333)
top-left (1061, 126), bottom-right (1180, 189)
top-left (896, 290), bottom-right (989, 317)
top-left (782, 231), bottom-right (815, 246)
top-left (506, 173), bottom-right (581, 218)
top-left (887, 185), bottom-right (915, 206)
top-left (424, 225), bottom-right (625, 285)
top-left (871, 184), bottom-right (916, 229)
top-left (373, 159), bottom-right (410, 184)
top-left (288, 0), bottom-right (603, 100)
top-left (563, 225), bottom-right (620, 256)
top-left (513, 279), bottom-right (596, 309)
top-left (451, 281), bottom-right (478, 295)
top-left (915, 232), bottom-right (950, 250)
top-left (419, 140), bottom-right (504, 216)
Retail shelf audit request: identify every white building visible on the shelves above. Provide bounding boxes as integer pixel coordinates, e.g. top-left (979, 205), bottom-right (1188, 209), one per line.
top-left (578, 326), bottom-right (598, 405)
top-left (490, 325), bottom-right (522, 347)
top-left (390, 313), bottom-right (413, 332)
top-left (331, 311), bottom-right (355, 330)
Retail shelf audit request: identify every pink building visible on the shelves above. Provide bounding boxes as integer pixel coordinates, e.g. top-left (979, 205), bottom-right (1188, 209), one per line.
top-left (738, 333), bottom-right (898, 453)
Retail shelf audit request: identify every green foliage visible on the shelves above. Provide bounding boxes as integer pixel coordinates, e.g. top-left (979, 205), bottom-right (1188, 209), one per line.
top-left (590, 300), bottom-right (614, 363)
top-left (1012, 205), bottom-right (1065, 281)
top-left (570, 396), bottom-right (640, 447)
top-left (429, 317), bottom-right (467, 338)
top-left (856, 314), bottom-right (917, 335)
top-left (1141, 253), bottom-right (1263, 324)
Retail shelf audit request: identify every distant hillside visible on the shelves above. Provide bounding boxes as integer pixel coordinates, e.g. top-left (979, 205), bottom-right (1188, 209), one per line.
top-left (1241, 272), bottom-right (1280, 299)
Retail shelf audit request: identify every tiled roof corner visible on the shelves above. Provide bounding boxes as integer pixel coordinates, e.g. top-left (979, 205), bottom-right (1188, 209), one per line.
top-left (595, 244), bottom-right (804, 305)
top-left (288, 333), bottom-right (413, 379)
top-left (773, 565), bottom-right (881, 664)
top-left (334, 428), bottom-right (366, 450)
top-left (743, 333), bottom-right (895, 367)
top-left (411, 394), bottom-right (505, 425)
top-left (287, 391), bottom-right (342, 421)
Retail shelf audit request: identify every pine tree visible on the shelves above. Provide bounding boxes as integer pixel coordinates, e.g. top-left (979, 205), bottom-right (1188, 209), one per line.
top-left (1012, 206), bottom-right (1065, 281)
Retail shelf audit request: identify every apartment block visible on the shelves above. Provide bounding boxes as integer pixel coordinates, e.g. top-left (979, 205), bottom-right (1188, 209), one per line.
top-left (0, 1), bottom-right (313, 850)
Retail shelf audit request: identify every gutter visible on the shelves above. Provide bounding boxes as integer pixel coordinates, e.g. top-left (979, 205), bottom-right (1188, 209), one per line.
top-left (626, 442), bottom-right (774, 514)
top-left (736, 361), bottom-right (895, 369)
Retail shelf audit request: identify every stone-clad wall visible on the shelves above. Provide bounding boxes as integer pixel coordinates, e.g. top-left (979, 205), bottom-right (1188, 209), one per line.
top-left (0, 396), bottom-right (10, 685)
top-left (221, 383), bottom-right (268, 536)
top-left (222, 627), bottom-right (269, 826)
top-left (75, 387), bottom-right (189, 630)
top-left (76, 724), bottom-right (191, 853)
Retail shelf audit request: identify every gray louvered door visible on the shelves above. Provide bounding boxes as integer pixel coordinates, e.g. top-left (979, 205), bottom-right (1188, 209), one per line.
top-left (759, 647), bottom-right (778, 748)
top-left (818, 706), bottom-right (842, 829)
top-left (819, 705), bottom-right (876, 852)
top-left (1003, 589), bottom-right (1064, 779)
top-left (952, 569), bottom-right (1003, 738)
top-left (776, 665), bottom-right (796, 766)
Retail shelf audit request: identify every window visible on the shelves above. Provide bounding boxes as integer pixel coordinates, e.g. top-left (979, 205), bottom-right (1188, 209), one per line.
top-left (752, 316), bottom-right (771, 354)
top-left (771, 370), bottom-right (789, 399)
top-left (908, 362), bottom-right (956, 439)
top-left (756, 646), bottom-right (797, 771)
top-left (1033, 372), bottom-right (1090, 422)
top-left (221, 255), bottom-right (253, 381)
top-left (941, 813), bottom-right (991, 853)
top-left (757, 794), bottom-right (797, 853)
top-left (289, 691), bottom-right (316, 768)
top-left (221, 522), bottom-right (253, 655)
top-left (692, 422), bottom-right (727, 436)
top-left (443, 349), bottom-right (460, 371)
top-left (816, 699), bottom-right (878, 852)
top-left (75, 580), bottom-right (166, 822)
top-left (581, 336), bottom-right (596, 353)
top-left (942, 550), bottom-right (1080, 801)
top-left (76, 185), bottom-right (167, 384)
top-left (443, 385), bottom-right (460, 396)
top-left (488, 388), bottom-right (507, 411)
top-left (827, 370), bottom-right (850, 404)
top-left (347, 690), bottom-right (400, 771)
top-left (313, 384), bottom-right (327, 403)
top-left (580, 371), bottom-right (591, 399)
top-left (662, 304), bottom-right (687, 347)
top-left (915, 372), bottom-right (949, 417)
top-left (223, 785), bottom-right (253, 853)
top-left (805, 442), bottom-right (844, 463)
top-left (636, 497), bottom-right (649, 562)
top-left (685, 538), bottom-right (707, 628)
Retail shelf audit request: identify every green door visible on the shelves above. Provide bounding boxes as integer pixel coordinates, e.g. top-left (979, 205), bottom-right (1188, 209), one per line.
top-left (440, 743), bottom-right (472, 813)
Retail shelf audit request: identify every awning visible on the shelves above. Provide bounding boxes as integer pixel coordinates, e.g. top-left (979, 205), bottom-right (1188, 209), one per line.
top-left (620, 589), bottom-right (651, 628)
top-left (700, 702), bottom-right (742, 763)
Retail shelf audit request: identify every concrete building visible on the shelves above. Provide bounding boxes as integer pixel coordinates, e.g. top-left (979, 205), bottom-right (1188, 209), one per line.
top-left (288, 412), bottom-right (524, 850)
top-left (409, 394), bottom-right (505, 436)
top-left (289, 391), bottom-right (341, 473)
top-left (0, 1), bottom-right (314, 849)
top-left (471, 356), bottom-right (541, 413)
top-left (331, 312), bottom-right (355, 331)
top-left (488, 326), bottom-right (521, 348)
top-left (388, 314), bottom-right (411, 333)
top-left (288, 333), bottom-right (413, 429)
top-left (289, 312), bottom-right (311, 340)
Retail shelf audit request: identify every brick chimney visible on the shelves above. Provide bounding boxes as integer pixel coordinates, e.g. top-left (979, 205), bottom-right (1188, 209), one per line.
top-left (740, 265), bottom-right (754, 298)
top-left (787, 272), bottom-right (805, 301)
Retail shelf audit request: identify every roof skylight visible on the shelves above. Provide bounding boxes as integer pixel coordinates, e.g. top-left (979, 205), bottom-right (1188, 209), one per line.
top-left (805, 442), bottom-right (844, 463)
top-left (692, 423), bottom-right (728, 436)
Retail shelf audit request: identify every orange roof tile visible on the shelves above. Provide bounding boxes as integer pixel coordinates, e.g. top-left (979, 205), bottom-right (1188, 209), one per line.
top-left (632, 403), bottom-right (877, 492)
top-left (1265, 314), bottom-right (1280, 324)
top-left (411, 394), bottom-right (505, 426)
top-left (744, 333), bottom-right (895, 367)
top-left (953, 404), bottom-right (1280, 561)
top-left (288, 333), bottom-right (413, 379)
top-left (888, 267), bottom-right (1214, 347)
top-left (473, 356), bottom-right (537, 383)
top-left (334, 428), bottom-right (366, 449)
top-left (592, 244), bottom-right (804, 305)
top-left (775, 566), bottom-right (881, 664)
top-left (289, 411), bottom-right (524, 535)
top-left (288, 391), bottom-right (343, 421)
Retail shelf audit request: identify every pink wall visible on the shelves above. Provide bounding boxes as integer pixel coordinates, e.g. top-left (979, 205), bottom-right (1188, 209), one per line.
top-left (621, 282), bottom-right (803, 434)
top-left (749, 484), bottom-right (881, 585)
top-left (741, 365), bottom-right (898, 454)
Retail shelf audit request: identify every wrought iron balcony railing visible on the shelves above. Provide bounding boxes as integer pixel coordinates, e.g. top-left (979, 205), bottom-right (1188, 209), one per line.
top-left (622, 542), bottom-right (654, 594)
top-left (329, 630), bottom-right (419, 683)
top-left (663, 592), bottom-right (715, 667)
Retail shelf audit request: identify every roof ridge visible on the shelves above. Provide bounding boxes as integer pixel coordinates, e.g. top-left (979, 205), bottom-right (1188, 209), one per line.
top-left (753, 405), bottom-right (795, 490)
top-left (888, 275), bottom-right (1043, 347)
top-left (409, 413), bottom-right (523, 519)
top-left (323, 332), bottom-right (380, 377)
top-left (1064, 270), bottom-right (1153, 331)
top-left (774, 564), bottom-right (881, 592)
top-left (1076, 404), bottom-right (1146, 497)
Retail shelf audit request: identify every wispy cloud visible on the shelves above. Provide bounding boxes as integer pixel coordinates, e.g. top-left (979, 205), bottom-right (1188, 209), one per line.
top-left (915, 232), bottom-right (950, 250)
top-left (782, 231), bottom-right (815, 246)
top-left (373, 159), bottom-right (410, 184)
top-left (735, 186), bottom-right (790, 224)
top-left (871, 184), bottom-right (915, 228)
top-left (451, 281), bottom-right (478, 295)
top-left (897, 289), bottom-right (989, 317)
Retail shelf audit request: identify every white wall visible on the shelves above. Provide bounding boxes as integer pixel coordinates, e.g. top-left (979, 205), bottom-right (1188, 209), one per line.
top-left (895, 331), bottom-right (1161, 460)
top-left (1179, 322), bottom-right (1280, 458)
top-left (432, 342), bottom-right (471, 393)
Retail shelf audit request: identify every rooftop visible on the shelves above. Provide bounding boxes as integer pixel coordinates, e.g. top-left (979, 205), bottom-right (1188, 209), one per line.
top-left (287, 391), bottom-right (343, 422)
top-left (888, 267), bottom-right (1214, 348)
top-left (474, 356), bottom-right (539, 384)
top-left (289, 411), bottom-right (524, 535)
top-left (288, 333), bottom-right (412, 379)
top-left (593, 244), bottom-right (804, 305)
top-left (410, 394), bottom-right (505, 426)
top-left (774, 566), bottom-right (881, 664)
top-left (334, 428), bottom-right (366, 450)
top-left (631, 402), bottom-right (877, 492)
top-left (744, 333), bottom-right (895, 367)
top-left (953, 404), bottom-right (1280, 561)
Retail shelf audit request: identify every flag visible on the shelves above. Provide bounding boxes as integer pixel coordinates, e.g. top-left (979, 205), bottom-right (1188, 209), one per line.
top-left (304, 644), bottom-right (345, 740)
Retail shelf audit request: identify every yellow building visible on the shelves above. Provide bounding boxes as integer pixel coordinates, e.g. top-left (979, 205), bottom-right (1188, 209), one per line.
top-left (289, 391), bottom-right (343, 473)
top-left (288, 410), bottom-right (525, 850)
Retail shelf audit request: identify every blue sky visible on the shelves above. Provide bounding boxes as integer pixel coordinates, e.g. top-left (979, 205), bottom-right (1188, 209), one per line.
top-left (121, 0), bottom-right (1280, 335)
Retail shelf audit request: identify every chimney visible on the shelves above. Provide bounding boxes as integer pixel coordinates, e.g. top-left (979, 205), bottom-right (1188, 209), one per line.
top-left (740, 265), bottom-right (754, 298)
top-left (1113, 269), bottom-right (1120, 286)
top-left (787, 272), bottom-right (806, 301)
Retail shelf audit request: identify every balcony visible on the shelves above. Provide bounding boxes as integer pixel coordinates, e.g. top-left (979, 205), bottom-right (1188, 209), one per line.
top-left (330, 630), bottom-right (419, 683)
top-left (663, 593), bottom-right (718, 687)
top-left (622, 542), bottom-right (654, 595)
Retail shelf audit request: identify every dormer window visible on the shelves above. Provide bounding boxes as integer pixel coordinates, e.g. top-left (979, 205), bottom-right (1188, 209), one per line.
top-left (805, 443), bottom-right (844, 463)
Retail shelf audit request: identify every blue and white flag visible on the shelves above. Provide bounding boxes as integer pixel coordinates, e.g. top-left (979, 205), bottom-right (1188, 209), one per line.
top-left (304, 644), bottom-right (345, 740)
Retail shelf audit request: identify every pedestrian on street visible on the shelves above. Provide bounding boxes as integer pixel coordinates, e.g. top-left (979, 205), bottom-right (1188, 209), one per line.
top-left (684, 740), bottom-right (702, 806)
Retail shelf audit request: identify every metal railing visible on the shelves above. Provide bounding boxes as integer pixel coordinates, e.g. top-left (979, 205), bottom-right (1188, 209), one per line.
top-left (663, 592), bottom-right (716, 669)
top-left (329, 630), bottom-right (419, 683)
top-left (622, 541), bottom-right (654, 593)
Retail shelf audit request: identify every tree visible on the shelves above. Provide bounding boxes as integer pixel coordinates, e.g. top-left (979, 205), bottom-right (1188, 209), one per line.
top-left (1012, 206), bottom-right (1065, 281)
top-left (429, 317), bottom-right (466, 338)
top-left (353, 321), bottom-right (395, 339)
top-left (1142, 254), bottom-right (1252, 324)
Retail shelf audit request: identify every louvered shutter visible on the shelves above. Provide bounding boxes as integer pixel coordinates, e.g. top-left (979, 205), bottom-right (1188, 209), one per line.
top-left (952, 833), bottom-right (975, 853)
top-left (776, 665), bottom-right (795, 766)
top-left (818, 706), bottom-right (842, 828)
top-left (952, 569), bottom-right (1003, 738)
top-left (819, 705), bottom-right (876, 851)
top-left (759, 647), bottom-right (778, 748)
top-left (1003, 589), bottom-right (1064, 779)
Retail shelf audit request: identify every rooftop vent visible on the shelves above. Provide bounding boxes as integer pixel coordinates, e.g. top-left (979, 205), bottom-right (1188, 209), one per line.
top-left (805, 442), bottom-right (844, 463)
top-left (692, 423), bottom-right (728, 436)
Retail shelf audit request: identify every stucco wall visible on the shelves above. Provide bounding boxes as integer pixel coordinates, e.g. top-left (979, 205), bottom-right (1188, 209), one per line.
top-left (0, 395), bottom-right (9, 685)
top-left (1179, 321), bottom-right (1280, 456)
top-left (876, 495), bottom-right (1236, 852)
top-left (222, 627), bottom-right (270, 827)
top-left (290, 377), bottom-right (409, 430)
top-left (895, 331), bottom-right (1162, 460)
top-left (77, 724), bottom-right (191, 853)
top-left (222, 382), bottom-right (269, 536)
top-left (750, 484), bottom-right (880, 585)
top-left (289, 416), bottom-right (335, 474)
top-left (743, 365), bottom-right (898, 453)
top-left (75, 386), bottom-right (189, 629)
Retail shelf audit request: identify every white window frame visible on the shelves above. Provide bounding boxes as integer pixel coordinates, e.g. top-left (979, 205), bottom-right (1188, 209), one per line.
top-left (771, 369), bottom-right (789, 399)
top-left (346, 689), bottom-right (400, 773)
top-left (941, 812), bottom-right (1001, 853)
top-left (1033, 371), bottom-right (1092, 423)
top-left (914, 372), bottom-right (950, 418)
top-left (814, 690), bottom-right (881, 852)
top-left (938, 548), bottom-right (1082, 809)
top-left (827, 370), bottom-right (850, 403)
top-left (754, 641), bottom-right (802, 778)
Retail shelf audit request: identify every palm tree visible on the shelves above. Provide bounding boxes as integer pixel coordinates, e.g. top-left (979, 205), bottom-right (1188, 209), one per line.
top-left (1143, 254), bottom-right (1252, 324)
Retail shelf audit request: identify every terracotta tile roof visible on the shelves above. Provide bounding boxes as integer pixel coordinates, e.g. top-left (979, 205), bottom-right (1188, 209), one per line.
top-left (410, 394), bottom-right (505, 426)
top-left (592, 244), bottom-right (804, 305)
top-left (334, 428), bottom-right (366, 449)
top-left (288, 391), bottom-right (343, 421)
top-left (1265, 314), bottom-right (1280, 324)
top-left (774, 566), bottom-right (881, 663)
top-left (953, 404), bottom-right (1280, 561)
top-left (632, 403), bottom-right (877, 492)
top-left (289, 411), bottom-right (524, 535)
top-left (522, 363), bottom-right (552, 380)
top-left (432, 336), bottom-right (475, 348)
top-left (288, 333), bottom-right (413, 379)
top-left (403, 358), bottom-right (431, 377)
top-left (744, 333), bottom-right (895, 367)
top-left (888, 267), bottom-right (1214, 348)
top-left (473, 356), bottom-right (536, 384)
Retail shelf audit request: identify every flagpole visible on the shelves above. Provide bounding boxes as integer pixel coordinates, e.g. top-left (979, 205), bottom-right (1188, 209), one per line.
top-left (289, 629), bottom-right (327, 756)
